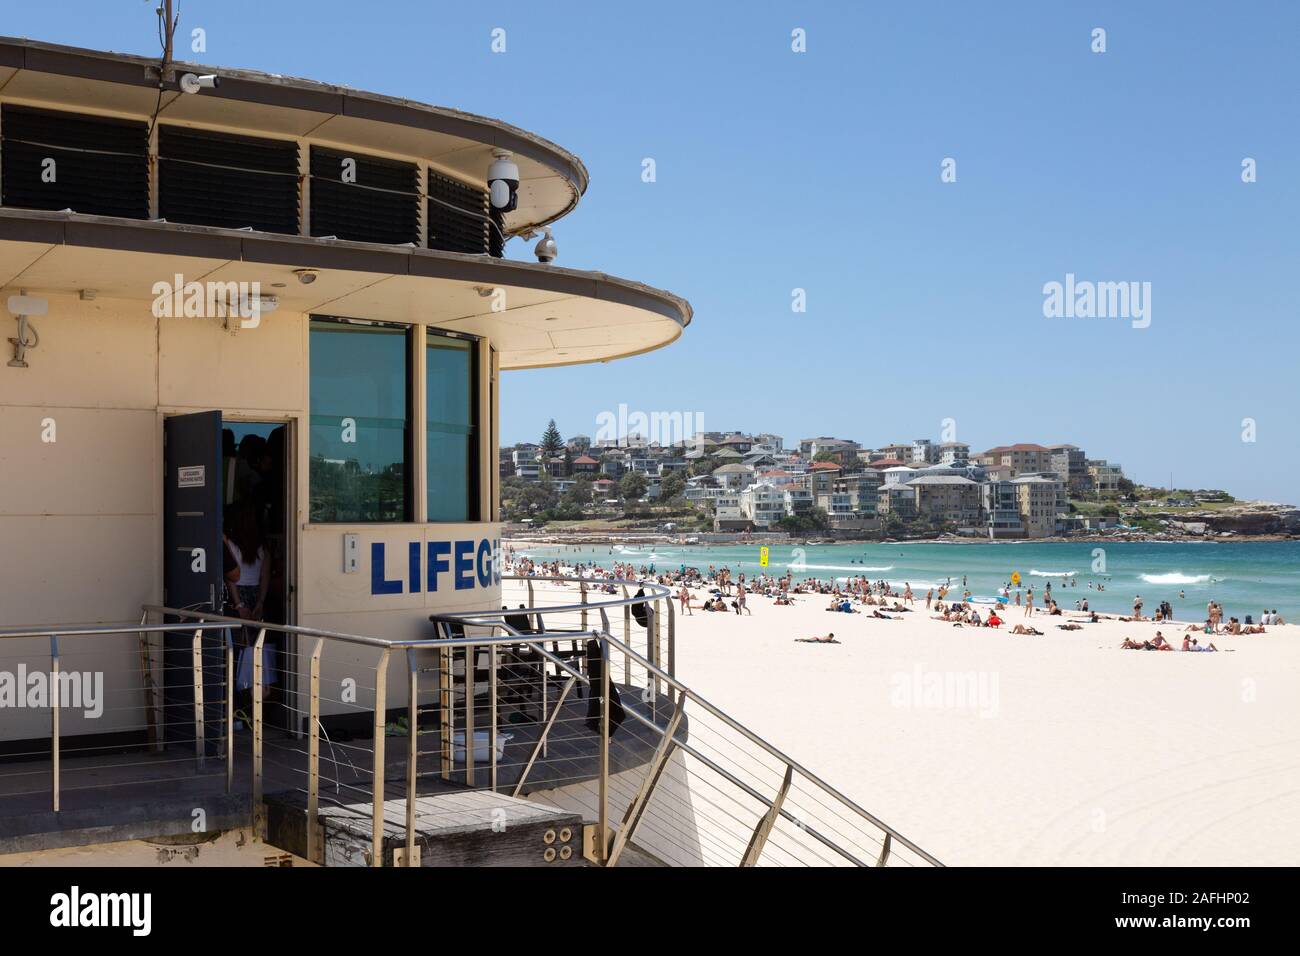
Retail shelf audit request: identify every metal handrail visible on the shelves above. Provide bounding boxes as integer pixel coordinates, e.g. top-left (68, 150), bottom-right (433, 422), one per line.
top-left (0, 622), bottom-right (230, 640)
top-left (6, 577), bottom-right (938, 867)
top-left (454, 576), bottom-right (943, 867)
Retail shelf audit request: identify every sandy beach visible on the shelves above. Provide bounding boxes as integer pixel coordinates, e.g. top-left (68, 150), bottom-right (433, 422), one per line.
top-left (658, 593), bottom-right (1300, 865)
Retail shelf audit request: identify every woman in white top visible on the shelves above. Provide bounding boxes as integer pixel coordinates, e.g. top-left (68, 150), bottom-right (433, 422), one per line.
top-left (225, 503), bottom-right (270, 621)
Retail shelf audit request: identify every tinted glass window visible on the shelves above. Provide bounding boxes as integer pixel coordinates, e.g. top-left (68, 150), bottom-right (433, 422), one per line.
top-left (309, 319), bottom-right (410, 522)
top-left (426, 333), bottom-right (477, 521)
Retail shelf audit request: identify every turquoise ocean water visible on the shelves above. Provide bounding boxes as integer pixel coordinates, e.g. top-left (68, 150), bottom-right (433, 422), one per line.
top-left (513, 540), bottom-right (1300, 621)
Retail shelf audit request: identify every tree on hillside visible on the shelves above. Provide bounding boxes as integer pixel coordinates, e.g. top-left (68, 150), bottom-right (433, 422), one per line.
top-left (540, 419), bottom-right (564, 457)
top-left (619, 472), bottom-right (648, 502)
top-left (660, 470), bottom-right (687, 501)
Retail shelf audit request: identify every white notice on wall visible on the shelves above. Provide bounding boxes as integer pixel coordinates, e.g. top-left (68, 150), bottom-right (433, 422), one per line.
top-left (178, 465), bottom-right (206, 488)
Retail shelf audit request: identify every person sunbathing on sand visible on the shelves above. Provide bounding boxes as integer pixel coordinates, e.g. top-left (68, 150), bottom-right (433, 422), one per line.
top-left (796, 633), bottom-right (839, 644)
top-left (1057, 623), bottom-right (1082, 631)
top-left (1120, 637), bottom-right (1157, 650)
top-left (1185, 637), bottom-right (1218, 652)
top-left (1010, 624), bottom-right (1041, 635)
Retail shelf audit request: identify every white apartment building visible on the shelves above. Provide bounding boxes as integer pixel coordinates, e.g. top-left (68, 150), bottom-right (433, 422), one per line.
top-left (740, 484), bottom-right (786, 528)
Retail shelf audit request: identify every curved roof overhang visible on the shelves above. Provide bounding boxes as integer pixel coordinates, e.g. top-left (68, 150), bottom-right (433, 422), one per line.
top-left (0, 209), bottom-right (690, 369)
top-left (0, 36), bottom-right (587, 235)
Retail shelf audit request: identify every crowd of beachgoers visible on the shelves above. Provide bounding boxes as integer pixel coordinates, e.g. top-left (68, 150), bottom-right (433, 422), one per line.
top-left (504, 546), bottom-right (1285, 654)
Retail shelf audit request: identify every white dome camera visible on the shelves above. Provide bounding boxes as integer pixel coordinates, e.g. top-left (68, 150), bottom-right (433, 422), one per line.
top-left (487, 149), bottom-right (519, 213)
top-left (534, 227), bottom-right (557, 264)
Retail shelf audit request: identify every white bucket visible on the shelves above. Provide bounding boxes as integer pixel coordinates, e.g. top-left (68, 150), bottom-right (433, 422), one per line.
top-left (453, 730), bottom-right (513, 763)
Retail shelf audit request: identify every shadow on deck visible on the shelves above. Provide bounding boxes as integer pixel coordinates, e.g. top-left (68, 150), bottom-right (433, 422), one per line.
top-left (0, 681), bottom-right (682, 864)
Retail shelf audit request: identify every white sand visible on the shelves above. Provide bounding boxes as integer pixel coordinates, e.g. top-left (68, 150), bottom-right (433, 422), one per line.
top-left (667, 595), bottom-right (1300, 865)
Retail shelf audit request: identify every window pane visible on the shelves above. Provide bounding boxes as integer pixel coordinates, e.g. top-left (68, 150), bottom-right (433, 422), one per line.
top-left (426, 333), bottom-right (477, 522)
top-left (309, 320), bottom-right (410, 522)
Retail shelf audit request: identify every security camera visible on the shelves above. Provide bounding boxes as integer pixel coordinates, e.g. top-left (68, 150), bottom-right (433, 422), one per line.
top-left (179, 73), bottom-right (220, 94)
top-left (534, 227), bottom-right (557, 264)
top-left (294, 268), bottom-right (318, 285)
top-left (487, 149), bottom-right (519, 213)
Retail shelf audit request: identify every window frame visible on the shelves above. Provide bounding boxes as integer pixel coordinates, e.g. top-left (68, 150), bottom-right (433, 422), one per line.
top-left (307, 314), bottom-right (415, 524)
top-left (424, 326), bottom-right (481, 524)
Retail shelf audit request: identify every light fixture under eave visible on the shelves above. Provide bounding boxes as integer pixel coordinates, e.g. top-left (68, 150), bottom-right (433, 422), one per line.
top-left (223, 293), bottom-right (279, 332)
top-left (7, 292), bottom-right (48, 368)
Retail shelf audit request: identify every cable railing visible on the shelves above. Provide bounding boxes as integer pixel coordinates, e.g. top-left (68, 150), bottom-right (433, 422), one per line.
top-left (0, 575), bottom-right (940, 867)
top-left (0, 620), bottom-right (236, 816)
top-left (446, 574), bottom-right (942, 867)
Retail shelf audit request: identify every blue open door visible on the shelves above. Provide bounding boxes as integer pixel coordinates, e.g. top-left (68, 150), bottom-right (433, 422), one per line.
top-left (162, 411), bottom-right (225, 751)
top-left (164, 410), bottom-right (224, 611)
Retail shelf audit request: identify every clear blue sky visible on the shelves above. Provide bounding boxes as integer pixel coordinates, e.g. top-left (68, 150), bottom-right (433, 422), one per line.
top-left (12, 1), bottom-right (1298, 501)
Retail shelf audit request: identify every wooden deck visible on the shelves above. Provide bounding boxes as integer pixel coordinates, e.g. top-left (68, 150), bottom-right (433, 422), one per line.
top-left (0, 680), bottom-right (683, 863)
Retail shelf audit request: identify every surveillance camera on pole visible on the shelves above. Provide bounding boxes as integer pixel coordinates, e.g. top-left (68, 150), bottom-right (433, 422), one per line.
top-left (487, 149), bottom-right (519, 214)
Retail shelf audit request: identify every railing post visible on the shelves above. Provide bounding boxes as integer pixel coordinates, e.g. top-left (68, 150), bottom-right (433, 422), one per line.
top-left (405, 647), bottom-right (418, 866)
top-left (607, 689), bottom-right (685, 867)
top-left (741, 764), bottom-right (794, 867)
top-left (224, 630), bottom-right (234, 793)
top-left (464, 641), bottom-right (475, 787)
top-left (527, 578), bottom-right (534, 609)
top-left (252, 627), bottom-right (267, 840)
top-left (511, 676), bottom-right (575, 797)
top-left (307, 638), bottom-right (324, 865)
top-left (645, 605), bottom-right (657, 723)
top-left (622, 585), bottom-right (631, 685)
top-left (653, 599), bottom-right (663, 698)
top-left (599, 632), bottom-right (610, 864)
top-left (439, 644), bottom-right (452, 780)
top-left (138, 611), bottom-right (160, 752)
top-left (665, 595), bottom-right (676, 680)
top-left (580, 580), bottom-right (588, 630)
top-left (50, 636), bottom-right (59, 813)
top-left (489, 641), bottom-right (498, 792)
top-left (191, 628), bottom-right (205, 771)
top-left (876, 833), bottom-right (893, 867)
top-left (372, 647), bottom-right (390, 867)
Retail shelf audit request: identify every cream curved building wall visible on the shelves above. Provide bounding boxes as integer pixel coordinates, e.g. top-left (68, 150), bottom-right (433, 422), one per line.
top-left (0, 290), bottom-right (502, 739)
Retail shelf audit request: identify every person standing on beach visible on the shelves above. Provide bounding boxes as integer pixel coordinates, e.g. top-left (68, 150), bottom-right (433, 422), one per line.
top-left (926, 588), bottom-right (934, 610)
top-left (904, 583), bottom-right (913, 606)
top-left (679, 585), bottom-right (692, 616)
top-left (737, 582), bottom-right (751, 615)
top-left (1133, 595), bottom-right (1143, 620)
top-left (1025, 587), bottom-right (1035, 617)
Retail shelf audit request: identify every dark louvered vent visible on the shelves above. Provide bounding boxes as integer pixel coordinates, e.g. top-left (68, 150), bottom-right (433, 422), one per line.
top-left (0, 104), bottom-right (148, 218)
top-left (310, 146), bottom-right (419, 245)
top-left (427, 171), bottom-right (491, 255)
top-left (489, 208), bottom-right (505, 258)
top-left (159, 126), bottom-right (299, 233)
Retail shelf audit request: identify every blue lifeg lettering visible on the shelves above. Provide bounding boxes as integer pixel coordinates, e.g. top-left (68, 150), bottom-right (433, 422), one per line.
top-left (427, 541), bottom-right (451, 592)
top-left (408, 542), bottom-right (421, 594)
top-left (477, 539), bottom-right (493, 588)
top-left (371, 542), bottom-right (402, 595)
top-left (454, 540), bottom-right (475, 590)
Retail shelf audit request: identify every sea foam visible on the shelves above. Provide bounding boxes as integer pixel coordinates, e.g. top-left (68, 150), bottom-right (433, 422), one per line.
top-left (1139, 572), bottom-right (1213, 585)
